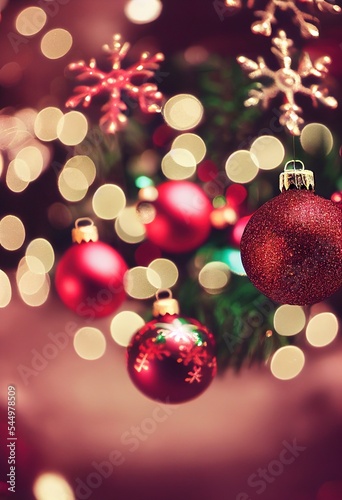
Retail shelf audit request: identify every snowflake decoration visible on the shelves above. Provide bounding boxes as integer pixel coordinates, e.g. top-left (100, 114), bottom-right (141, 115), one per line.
top-left (237, 30), bottom-right (338, 135)
top-left (177, 345), bottom-right (210, 367)
top-left (155, 320), bottom-right (200, 344)
top-left (134, 337), bottom-right (171, 373)
top-left (221, 0), bottom-right (340, 38)
top-left (134, 353), bottom-right (149, 373)
top-left (251, 0), bottom-right (341, 38)
top-left (66, 34), bottom-right (165, 134)
top-left (185, 366), bottom-right (203, 384)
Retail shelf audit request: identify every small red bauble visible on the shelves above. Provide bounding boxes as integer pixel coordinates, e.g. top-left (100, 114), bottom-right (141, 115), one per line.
top-left (127, 291), bottom-right (216, 403)
top-left (55, 219), bottom-right (127, 318)
top-left (241, 163), bottom-right (342, 305)
top-left (140, 180), bottom-right (212, 253)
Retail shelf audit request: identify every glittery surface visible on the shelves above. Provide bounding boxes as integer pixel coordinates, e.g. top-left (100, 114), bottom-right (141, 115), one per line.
top-left (240, 190), bottom-right (342, 305)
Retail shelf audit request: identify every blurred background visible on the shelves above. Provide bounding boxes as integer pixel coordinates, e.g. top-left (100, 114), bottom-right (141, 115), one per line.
top-left (0, 0), bottom-right (342, 499)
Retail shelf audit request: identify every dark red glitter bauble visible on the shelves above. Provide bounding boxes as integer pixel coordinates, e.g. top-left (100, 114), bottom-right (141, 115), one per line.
top-left (240, 189), bottom-right (342, 305)
top-left (127, 314), bottom-right (216, 404)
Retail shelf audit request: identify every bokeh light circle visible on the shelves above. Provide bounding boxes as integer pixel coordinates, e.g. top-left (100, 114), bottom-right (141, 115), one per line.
top-left (0, 215), bottom-right (25, 251)
top-left (92, 184), bottom-right (126, 220)
top-left (124, 266), bottom-right (161, 298)
top-left (73, 327), bottom-right (107, 360)
top-left (306, 312), bottom-right (338, 347)
top-left (250, 135), bottom-right (285, 170)
top-left (111, 311), bottom-right (145, 346)
top-left (162, 94), bottom-right (203, 130)
top-left (300, 123), bottom-right (333, 156)
top-left (225, 150), bottom-right (259, 183)
top-left (270, 346), bottom-right (305, 380)
top-left (41, 28), bottom-right (73, 59)
top-left (171, 133), bottom-right (206, 163)
top-left (273, 305), bottom-right (306, 336)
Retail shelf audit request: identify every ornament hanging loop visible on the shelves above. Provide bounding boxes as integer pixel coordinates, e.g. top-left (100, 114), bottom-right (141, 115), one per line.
top-left (72, 217), bottom-right (99, 244)
top-left (153, 289), bottom-right (180, 317)
top-left (279, 159), bottom-right (315, 192)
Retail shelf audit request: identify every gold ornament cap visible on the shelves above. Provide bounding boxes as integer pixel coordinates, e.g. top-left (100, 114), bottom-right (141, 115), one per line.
top-left (72, 218), bottom-right (99, 244)
top-left (279, 160), bottom-right (315, 192)
top-left (152, 289), bottom-right (180, 317)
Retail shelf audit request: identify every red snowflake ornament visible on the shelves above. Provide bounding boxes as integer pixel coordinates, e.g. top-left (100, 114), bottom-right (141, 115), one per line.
top-left (66, 34), bottom-right (165, 134)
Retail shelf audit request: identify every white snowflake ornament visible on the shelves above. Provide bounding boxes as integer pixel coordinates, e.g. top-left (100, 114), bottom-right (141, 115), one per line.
top-left (237, 30), bottom-right (338, 135)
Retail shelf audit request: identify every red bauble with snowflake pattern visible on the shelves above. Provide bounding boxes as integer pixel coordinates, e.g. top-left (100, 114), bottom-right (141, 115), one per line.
top-left (127, 291), bottom-right (216, 404)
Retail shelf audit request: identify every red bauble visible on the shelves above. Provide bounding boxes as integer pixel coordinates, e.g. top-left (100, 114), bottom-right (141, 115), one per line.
top-left (142, 181), bottom-right (212, 253)
top-left (127, 294), bottom-right (216, 403)
top-left (241, 189), bottom-right (342, 305)
top-left (55, 240), bottom-right (127, 319)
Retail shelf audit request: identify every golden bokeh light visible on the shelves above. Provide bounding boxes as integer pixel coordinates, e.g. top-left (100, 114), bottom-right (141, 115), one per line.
top-left (92, 184), bottom-right (126, 220)
top-left (115, 206), bottom-right (146, 243)
top-left (225, 150), bottom-right (259, 183)
top-left (58, 168), bottom-right (89, 202)
top-left (18, 270), bottom-right (47, 295)
top-left (0, 215), bottom-right (25, 251)
top-left (138, 185), bottom-right (159, 202)
top-left (40, 28), bottom-right (73, 59)
top-left (148, 258), bottom-right (179, 288)
top-left (15, 146), bottom-right (43, 182)
top-left (25, 238), bottom-right (55, 274)
top-left (18, 273), bottom-right (50, 307)
top-left (198, 261), bottom-right (231, 291)
top-left (73, 327), bottom-right (107, 360)
top-left (161, 148), bottom-right (196, 180)
top-left (124, 266), bottom-right (161, 298)
top-left (124, 0), bottom-right (163, 24)
top-left (110, 311), bottom-right (145, 347)
top-left (57, 111), bottom-right (88, 146)
top-left (270, 346), bottom-right (305, 380)
top-left (64, 155), bottom-right (96, 186)
top-left (300, 123), bottom-right (333, 156)
top-left (250, 135), bottom-right (285, 170)
top-left (33, 472), bottom-right (75, 500)
top-left (0, 270), bottom-right (12, 308)
top-left (16, 6), bottom-right (47, 36)
top-left (0, 115), bottom-right (28, 150)
top-left (306, 312), bottom-right (338, 347)
top-left (162, 94), bottom-right (203, 130)
top-left (34, 107), bottom-right (64, 141)
top-left (171, 133), bottom-right (206, 164)
top-left (6, 160), bottom-right (29, 192)
top-left (273, 305), bottom-right (306, 336)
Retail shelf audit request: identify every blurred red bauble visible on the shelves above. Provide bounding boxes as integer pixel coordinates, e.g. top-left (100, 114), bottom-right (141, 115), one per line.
top-left (55, 219), bottom-right (127, 318)
top-left (316, 481), bottom-right (342, 500)
top-left (241, 189), bottom-right (342, 305)
top-left (140, 181), bottom-right (212, 253)
top-left (127, 291), bottom-right (216, 403)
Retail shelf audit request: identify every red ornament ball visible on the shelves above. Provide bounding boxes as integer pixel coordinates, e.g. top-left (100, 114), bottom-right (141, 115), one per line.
top-left (127, 314), bottom-right (217, 403)
top-left (55, 241), bottom-right (127, 318)
top-left (240, 189), bottom-right (342, 305)
top-left (142, 180), bottom-right (212, 253)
